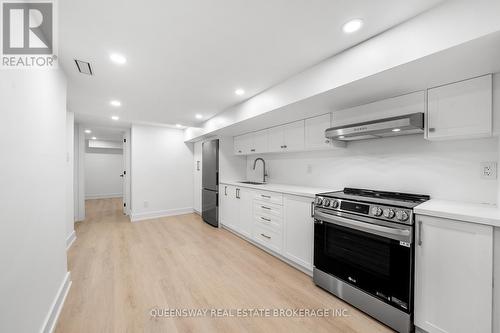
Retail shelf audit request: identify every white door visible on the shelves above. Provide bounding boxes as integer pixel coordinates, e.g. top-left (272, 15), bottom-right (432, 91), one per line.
top-left (220, 185), bottom-right (238, 230)
top-left (414, 215), bottom-right (493, 333)
top-left (282, 120), bottom-right (305, 152)
top-left (427, 75), bottom-right (492, 140)
top-left (238, 187), bottom-right (254, 238)
top-left (193, 141), bottom-right (202, 213)
top-left (283, 195), bottom-right (314, 270)
top-left (122, 131), bottom-right (131, 215)
top-left (305, 114), bottom-right (332, 150)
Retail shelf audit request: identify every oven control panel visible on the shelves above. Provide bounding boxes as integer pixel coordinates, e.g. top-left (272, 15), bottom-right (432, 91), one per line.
top-left (314, 196), bottom-right (413, 225)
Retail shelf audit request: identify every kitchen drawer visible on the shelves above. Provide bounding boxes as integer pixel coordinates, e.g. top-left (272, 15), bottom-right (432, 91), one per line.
top-left (253, 223), bottom-right (282, 253)
top-left (254, 191), bottom-right (283, 205)
top-left (253, 201), bottom-right (283, 218)
top-left (254, 214), bottom-right (282, 232)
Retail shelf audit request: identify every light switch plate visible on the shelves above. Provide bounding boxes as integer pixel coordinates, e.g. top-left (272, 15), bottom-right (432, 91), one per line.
top-left (480, 161), bottom-right (497, 180)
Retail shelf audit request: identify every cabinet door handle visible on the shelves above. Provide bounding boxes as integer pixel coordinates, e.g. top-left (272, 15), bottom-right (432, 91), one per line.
top-left (251, 149), bottom-right (256, 152)
top-left (310, 201), bottom-right (315, 217)
top-left (428, 128), bottom-right (435, 133)
top-left (224, 186), bottom-right (227, 196)
top-left (260, 233), bottom-right (271, 239)
top-left (261, 195), bottom-right (271, 198)
top-left (260, 217), bottom-right (271, 222)
top-left (236, 188), bottom-right (240, 199)
top-left (261, 206), bottom-right (271, 210)
top-left (418, 221), bottom-right (423, 246)
top-left (196, 161), bottom-right (200, 171)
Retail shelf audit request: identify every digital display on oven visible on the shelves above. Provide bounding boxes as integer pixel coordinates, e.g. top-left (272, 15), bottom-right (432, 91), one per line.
top-left (340, 201), bottom-right (370, 215)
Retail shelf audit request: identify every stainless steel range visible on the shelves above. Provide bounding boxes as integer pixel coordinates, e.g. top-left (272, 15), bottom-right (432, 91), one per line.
top-left (313, 188), bottom-right (429, 333)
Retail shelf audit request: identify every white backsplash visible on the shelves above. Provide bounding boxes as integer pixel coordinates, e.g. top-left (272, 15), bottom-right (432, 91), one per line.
top-left (246, 135), bottom-right (498, 205)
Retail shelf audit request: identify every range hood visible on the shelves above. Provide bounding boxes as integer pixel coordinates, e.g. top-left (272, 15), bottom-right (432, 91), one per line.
top-left (325, 113), bottom-right (424, 142)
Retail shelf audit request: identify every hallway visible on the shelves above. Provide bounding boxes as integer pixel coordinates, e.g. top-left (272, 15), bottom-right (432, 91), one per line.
top-left (55, 199), bottom-right (391, 333)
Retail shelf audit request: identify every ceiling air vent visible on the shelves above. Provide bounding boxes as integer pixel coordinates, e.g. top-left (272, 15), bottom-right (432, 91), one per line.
top-left (74, 59), bottom-right (93, 75)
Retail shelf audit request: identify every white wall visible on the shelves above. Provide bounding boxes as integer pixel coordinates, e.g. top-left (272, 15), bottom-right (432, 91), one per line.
top-left (131, 125), bottom-right (194, 221)
top-left (84, 148), bottom-right (123, 199)
top-left (0, 70), bottom-right (69, 333)
top-left (247, 135), bottom-right (498, 205)
top-left (66, 112), bottom-right (75, 244)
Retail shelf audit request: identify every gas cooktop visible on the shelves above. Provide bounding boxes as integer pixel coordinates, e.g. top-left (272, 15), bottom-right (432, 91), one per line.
top-left (318, 187), bottom-right (430, 209)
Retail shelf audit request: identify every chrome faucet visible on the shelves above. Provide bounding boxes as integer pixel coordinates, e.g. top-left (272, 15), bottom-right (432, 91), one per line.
top-left (253, 158), bottom-right (268, 183)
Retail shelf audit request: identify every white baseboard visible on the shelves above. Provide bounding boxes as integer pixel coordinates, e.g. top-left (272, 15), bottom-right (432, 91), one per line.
top-left (66, 231), bottom-right (76, 251)
top-left (131, 207), bottom-right (194, 222)
top-left (40, 272), bottom-right (72, 333)
top-left (85, 193), bottom-right (123, 200)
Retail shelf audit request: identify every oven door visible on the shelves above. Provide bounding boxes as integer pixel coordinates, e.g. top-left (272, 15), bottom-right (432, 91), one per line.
top-left (314, 209), bottom-right (413, 313)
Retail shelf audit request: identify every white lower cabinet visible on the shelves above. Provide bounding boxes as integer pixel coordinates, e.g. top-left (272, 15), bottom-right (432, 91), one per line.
top-left (414, 215), bottom-right (493, 333)
top-left (220, 185), bottom-right (238, 230)
top-left (219, 184), bottom-right (314, 272)
top-left (283, 195), bottom-right (314, 270)
top-left (220, 185), bottom-right (254, 238)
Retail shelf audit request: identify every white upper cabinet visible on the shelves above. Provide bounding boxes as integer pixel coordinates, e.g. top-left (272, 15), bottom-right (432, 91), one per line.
top-left (305, 114), bottom-right (331, 150)
top-left (427, 75), bottom-right (492, 140)
top-left (414, 215), bottom-right (493, 333)
top-left (282, 120), bottom-right (305, 152)
top-left (304, 113), bottom-right (346, 150)
top-left (268, 120), bottom-right (305, 153)
top-left (234, 133), bottom-right (253, 155)
top-left (251, 129), bottom-right (268, 154)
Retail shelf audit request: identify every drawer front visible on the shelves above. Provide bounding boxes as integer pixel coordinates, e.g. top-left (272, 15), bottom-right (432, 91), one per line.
top-left (255, 191), bottom-right (283, 205)
top-left (254, 214), bottom-right (281, 232)
top-left (253, 201), bottom-right (283, 218)
top-left (253, 224), bottom-right (282, 253)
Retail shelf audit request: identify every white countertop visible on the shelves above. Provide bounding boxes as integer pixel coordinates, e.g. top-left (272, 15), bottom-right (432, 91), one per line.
top-left (414, 199), bottom-right (500, 227)
top-left (220, 181), bottom-right (333, 198)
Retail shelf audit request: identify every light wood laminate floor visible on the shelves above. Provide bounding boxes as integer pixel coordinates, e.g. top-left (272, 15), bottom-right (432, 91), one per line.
top-left (55, 198), bottom-right (393, 333)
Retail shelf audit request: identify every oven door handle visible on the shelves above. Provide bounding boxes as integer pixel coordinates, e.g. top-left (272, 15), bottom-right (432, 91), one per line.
top-left (314, 211), bottom-right (411, 242)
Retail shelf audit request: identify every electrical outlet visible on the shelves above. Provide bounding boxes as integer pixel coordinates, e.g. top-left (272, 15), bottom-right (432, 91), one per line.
top-left (143, 201), bottom-right (149, 208)
top-left (480, 161), bottom-right (497, 180)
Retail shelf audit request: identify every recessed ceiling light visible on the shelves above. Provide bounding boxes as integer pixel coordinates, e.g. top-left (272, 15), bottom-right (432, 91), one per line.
top-left (392, 128), bottom-right (401, 132)
top-left (109, 53), bottom-right (127, 65)
top-left (195, 114), bottom-right (203, 119)
top-left (176, 124), bottom-right (183, 128)
top-left (84, 129), bottom-right (92, 134)
top-left (235, 88), bottom-right (245, 96)
top-left (339, 136), bottom-right (345, 139)
top-left (91, 136), bottom-right (97, 140)
top-left (111, 116), bottom-right (120, 121)
top-left (342, 19), bottom-right (363, 33)
top-left (110, 100), bottom-right (121, 107)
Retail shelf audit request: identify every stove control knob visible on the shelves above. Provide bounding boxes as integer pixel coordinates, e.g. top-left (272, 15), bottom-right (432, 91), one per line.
top-left (396, 210), bottom-right (409, 222)
top-left (322, 198), bottom-right (330, 206)
top-left (371, 206), bottom-right (383, 216)
top-left (383, 209), bottom-right (395, 219)
top-left (332, 200), bottom-right (340, 208)
top-left (315, 197), bottom-right (323, 205)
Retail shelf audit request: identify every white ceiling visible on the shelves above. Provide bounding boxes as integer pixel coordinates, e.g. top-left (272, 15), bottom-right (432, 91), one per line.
top-left (60, 0), bottom-right (445, 127)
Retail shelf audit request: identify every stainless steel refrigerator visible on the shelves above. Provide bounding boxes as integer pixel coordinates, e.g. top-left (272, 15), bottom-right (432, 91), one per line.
top-left (202, 139), bottom-right (219, 227)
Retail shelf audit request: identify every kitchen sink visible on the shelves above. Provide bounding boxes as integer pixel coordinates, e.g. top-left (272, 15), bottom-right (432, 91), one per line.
top-left (239, 181), bottom-right (265, 185)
